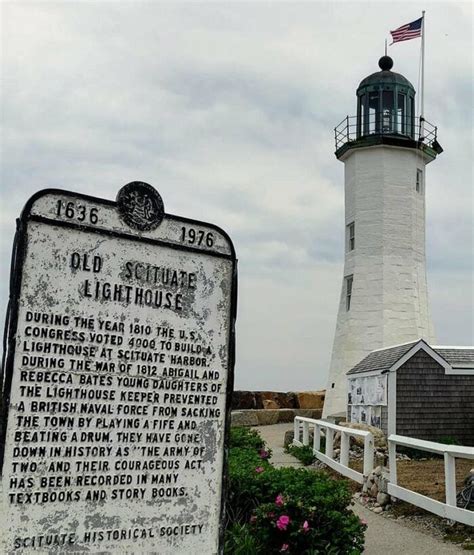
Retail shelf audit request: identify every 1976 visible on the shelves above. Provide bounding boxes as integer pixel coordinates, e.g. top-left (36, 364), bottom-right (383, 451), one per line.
top-left (181, 226), bottom-right (214, 247)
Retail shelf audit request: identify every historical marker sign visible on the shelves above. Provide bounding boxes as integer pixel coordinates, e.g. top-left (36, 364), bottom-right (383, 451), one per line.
top-left (0, 183), bottom-right (237, 554)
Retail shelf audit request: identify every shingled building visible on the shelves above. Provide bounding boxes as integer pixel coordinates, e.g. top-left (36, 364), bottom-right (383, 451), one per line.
top-left (346, 340), bottom-right (474, 446)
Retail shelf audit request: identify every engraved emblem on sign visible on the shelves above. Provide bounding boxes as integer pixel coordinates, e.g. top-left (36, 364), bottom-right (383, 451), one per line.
top-left (117, 181), bottom-right (164, 231)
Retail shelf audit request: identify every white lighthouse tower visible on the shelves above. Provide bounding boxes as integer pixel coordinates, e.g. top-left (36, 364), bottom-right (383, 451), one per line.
top-left (323, 56), bottom-right (443, 418)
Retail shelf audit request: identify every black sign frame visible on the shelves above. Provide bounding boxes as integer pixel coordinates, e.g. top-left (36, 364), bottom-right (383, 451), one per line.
top-left (0, 187), bottom-right (238, 554)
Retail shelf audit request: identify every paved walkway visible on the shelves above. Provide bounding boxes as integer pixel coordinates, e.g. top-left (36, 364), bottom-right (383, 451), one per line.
top-left (256, 423), bottom-right (464, 554)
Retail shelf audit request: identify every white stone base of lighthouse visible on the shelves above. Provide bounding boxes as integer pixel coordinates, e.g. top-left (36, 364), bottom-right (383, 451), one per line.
top-left (323, 145), bottom-right (436, 418)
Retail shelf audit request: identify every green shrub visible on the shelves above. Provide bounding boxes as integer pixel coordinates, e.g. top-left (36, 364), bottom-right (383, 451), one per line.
top-left (286, 444), bottom-right (316, 465)
top-left (438, 436), bottom-right (460, 446)
top-left (230, 426), bottom-right (266, 450)
top-left (224, 523), bottom-right (263, 554)
top-left (226, 427), bottom-right (365, 554)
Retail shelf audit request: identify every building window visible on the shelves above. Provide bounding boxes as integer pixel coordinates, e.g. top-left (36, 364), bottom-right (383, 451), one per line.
top-left (345, 275), bottom-right (353, 311)
top-left (347, 222), bottom-right (355, 251)
top-left (416, 168), bottom-right (423, 193)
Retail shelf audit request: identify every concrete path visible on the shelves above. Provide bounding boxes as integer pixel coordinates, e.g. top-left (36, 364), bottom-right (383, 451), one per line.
top-left (256, 423), bottom-right (303, 468)
top-left (255, 423), bottom-right (464, 554)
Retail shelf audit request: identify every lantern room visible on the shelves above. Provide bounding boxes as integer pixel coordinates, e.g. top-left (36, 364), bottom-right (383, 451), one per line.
top-left (334, 56), bottom-right (442, 160)
top-left (356, 55), bottom-right (415, 138)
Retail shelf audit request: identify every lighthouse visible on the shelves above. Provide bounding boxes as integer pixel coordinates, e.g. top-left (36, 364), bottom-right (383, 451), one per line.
top-left (323, 56), bottom-right (443, 418)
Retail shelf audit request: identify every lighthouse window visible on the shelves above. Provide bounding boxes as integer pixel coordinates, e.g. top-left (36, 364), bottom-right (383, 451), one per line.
top-left (397, 93), bottom-right (406, 134)
top-left (410, 96), bottom-right (416, 137)
top-left (347, 222), bottom-right (355, 251)
top-left (416, 169), bottom-right (423, 193)
top-left (345, 275), bottom-right (353, 311)
top-left (368, 92), bottom-right (379, 134)
top-left (382, 91), bottom-right (394, 133)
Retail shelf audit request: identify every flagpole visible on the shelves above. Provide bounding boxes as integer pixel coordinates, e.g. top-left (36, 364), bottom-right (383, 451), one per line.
top-left (420, 11), bottom-right (425, 139)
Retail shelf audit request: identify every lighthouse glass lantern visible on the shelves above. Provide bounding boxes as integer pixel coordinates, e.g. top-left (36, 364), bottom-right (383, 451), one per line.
top-left (324, 57), bottom-right (442, 419)
top-left (356, 56), bottom-right (416, 138)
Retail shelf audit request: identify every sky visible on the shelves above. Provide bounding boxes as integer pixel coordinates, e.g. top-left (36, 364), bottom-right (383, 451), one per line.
top-left (1, 1), bottom-right (472, 392)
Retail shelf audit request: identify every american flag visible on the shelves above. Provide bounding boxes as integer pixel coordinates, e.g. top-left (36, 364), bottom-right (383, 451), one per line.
top-left (390, 17), bottom-right (423, 44)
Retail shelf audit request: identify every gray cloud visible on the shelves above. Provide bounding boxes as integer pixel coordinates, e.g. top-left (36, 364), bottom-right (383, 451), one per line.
top-left (1, 1), bottom-right (472, 390)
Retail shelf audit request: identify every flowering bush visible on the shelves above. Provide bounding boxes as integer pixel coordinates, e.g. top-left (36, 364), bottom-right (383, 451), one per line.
top-left (249, 491), bottom-right (365, 554)
top-left (225, 428), bottom-right (365, 554)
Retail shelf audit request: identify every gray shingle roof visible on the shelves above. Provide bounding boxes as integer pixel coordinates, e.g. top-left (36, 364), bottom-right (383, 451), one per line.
top-left (347, 341), bottom-right (474, 376)
top-left (434, 348), bottom-right (474, 367)
top-left (347, 341), bottom-right (419, 375)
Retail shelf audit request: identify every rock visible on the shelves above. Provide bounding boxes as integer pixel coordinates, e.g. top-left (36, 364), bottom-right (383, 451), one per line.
top-left (275, 392), bottom-right (298, 409)
top-left (374, 466), bottom-right (382, 476)
top-left (376, 492), bottom-right (390, 506)
top-left (255, 391), bottom-right (298, 409)
top-left (254, 392), bottom-right (270, 409)
top-left (256, 410), bottom-right (280, 426)
top-left (373, 507), bottom-right (383, 514)
top-left (296, 391), bottom-right (325, 409)
top-left (232, 391), bottom-right (256, 410)
top-left (262, 399), bottom-right (279, 409)
top-left (378, 476), bottom-right (389, 494)
top-left (277, 409), bottom-right (296, 423)
top-left (337, 421), bottom-right (387, 449)
top-left (231, 410), bottom-right (259, 427)
top-left (370, 484), bottom-right (378, 497)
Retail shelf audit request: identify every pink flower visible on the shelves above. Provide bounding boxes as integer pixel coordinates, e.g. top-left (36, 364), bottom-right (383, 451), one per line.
top-left (249, 515), bottom-right (257, 524)
top-left (276, 515), bottom-right (291, 531)
top-left (275, 494), bottom-right (285, 506)
top-left (259, 449), bottom-right (270, 459)
top-left (280, 544), bottom-right (289, 552)
top-left (255, 466), bottom-right (264, 474)
top-left (267, 511), bottom-right (275, 518)
top-left (302, 520), bottom-right (310, 533)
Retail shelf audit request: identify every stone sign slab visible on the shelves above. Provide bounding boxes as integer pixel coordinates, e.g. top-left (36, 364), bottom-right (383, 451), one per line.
top-left (0, 183), bottom-right (237, 554)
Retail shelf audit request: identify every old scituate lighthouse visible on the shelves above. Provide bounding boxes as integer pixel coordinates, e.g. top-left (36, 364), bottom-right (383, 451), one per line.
top-left (323, 55), bottom-right (443, 418)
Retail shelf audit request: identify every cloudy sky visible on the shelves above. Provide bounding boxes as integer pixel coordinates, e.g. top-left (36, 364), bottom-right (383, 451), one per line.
top-left (1, 1), bottom-right (472, 392)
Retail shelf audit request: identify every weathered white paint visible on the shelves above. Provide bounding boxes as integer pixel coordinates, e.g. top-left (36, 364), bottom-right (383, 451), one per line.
top-left (387, 434), bottom-right (474, 527)
top-left (293, 417), bottom-right (374, 483)
top-left (324, 145), bottom-right (436, 417)
top-left (1, 191), bottom-right (234, 554)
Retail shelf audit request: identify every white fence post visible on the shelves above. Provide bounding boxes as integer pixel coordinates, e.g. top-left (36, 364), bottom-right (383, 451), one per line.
top-left (340, 431), bottom-right (349, 467)
top-left (363, 434), bottom-right (374, 476)
top-left (291, 418), bottom-right (376, 485)
top-left (326, 428), bottom-right (334, 459)
top-left (388, 438), bottom-right (397, 485)
top-left (302, 421), bottom-right (309, 446)
top-left (444, 452), bottom-right (457, 507)
top-left (387, 434), bottom-right (474, 527)
top-left (313, 424), bottom-right (321, 452)
top-left (293, 418), bottom-right (299, 444)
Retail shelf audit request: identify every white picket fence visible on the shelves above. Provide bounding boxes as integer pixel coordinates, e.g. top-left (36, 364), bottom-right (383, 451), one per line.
top-left (388, 434), bottom-right (474, 527)
top-left (293, 416), bottom-right (374, 484)
top-left (292, 416), bottom-right (474, 526)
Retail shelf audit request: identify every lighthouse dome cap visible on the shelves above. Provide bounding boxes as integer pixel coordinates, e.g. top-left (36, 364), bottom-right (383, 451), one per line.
top-left (358, 56), bottom-right (415, 92)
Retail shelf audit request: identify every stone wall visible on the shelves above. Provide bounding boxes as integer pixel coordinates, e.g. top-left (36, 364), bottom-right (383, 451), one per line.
top-left (232, 390), bottom-right (325, 411)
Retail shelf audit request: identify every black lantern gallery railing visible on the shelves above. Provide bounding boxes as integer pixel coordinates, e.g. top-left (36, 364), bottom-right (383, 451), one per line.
top-left (334, 113), bottom-right (439, 152)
